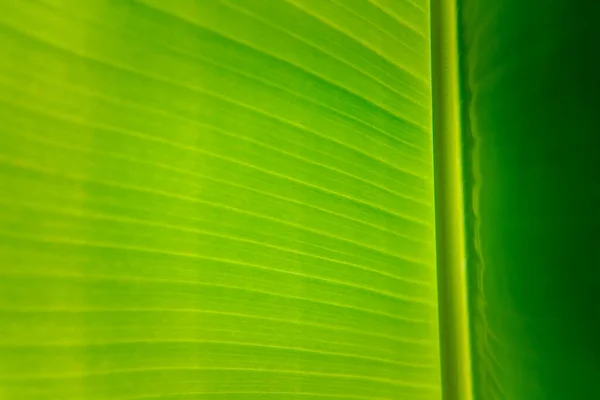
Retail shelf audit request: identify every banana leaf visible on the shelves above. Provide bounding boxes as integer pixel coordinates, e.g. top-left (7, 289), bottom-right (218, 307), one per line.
top-left (459, 0), bottom-right (600, 399)
top-left (0, 1), bottom-right (441, 399)
top-left (1, 1), bottom-right (599, 400)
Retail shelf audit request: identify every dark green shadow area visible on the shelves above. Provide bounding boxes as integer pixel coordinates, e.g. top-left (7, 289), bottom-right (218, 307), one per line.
top-left (458, 0), bottom-right (600, 398)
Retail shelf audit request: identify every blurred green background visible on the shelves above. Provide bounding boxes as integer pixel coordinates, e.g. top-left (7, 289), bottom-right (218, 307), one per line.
top-left (458, 0), bottom-right (600, 398)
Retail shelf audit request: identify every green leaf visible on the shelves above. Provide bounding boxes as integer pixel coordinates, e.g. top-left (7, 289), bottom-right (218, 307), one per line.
top-left (0, 1), bottom-right (444, 399)
top-left (458, 0), bottom-right (600, 399)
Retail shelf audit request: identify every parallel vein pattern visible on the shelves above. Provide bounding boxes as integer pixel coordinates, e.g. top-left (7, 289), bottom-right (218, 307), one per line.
top-left (0, 1), bottom-right (440, 399)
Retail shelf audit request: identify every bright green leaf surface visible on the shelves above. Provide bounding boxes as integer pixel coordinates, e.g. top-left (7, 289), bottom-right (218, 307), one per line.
top-left (0, 1), bottom-right (441, 399)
